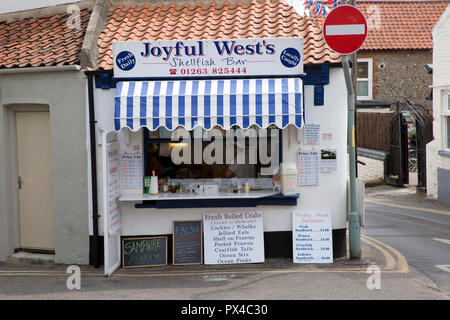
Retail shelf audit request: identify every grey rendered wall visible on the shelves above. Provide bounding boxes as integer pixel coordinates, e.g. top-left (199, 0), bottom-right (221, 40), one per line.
top-left (437, 167), bottom-right (450, 204)
top-left (0, 70), bottom-right (89, 264)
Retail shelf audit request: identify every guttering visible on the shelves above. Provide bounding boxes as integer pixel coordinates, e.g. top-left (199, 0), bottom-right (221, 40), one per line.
top-left (0, 65), bottom-right (82, 74)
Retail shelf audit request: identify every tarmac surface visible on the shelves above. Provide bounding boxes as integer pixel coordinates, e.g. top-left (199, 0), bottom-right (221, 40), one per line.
top-left (1, 184), bottom-right (449, 300)
top-left (364, 184), bottom-right (450, 297)
top-left (0, 165), bottom-right (449, 300)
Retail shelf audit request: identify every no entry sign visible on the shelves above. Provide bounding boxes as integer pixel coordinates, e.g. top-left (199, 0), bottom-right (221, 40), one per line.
top-left (323, 5), bottom-right (367, 55)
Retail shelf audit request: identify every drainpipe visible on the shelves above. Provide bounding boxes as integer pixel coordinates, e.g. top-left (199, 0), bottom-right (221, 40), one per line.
top-left (87, 72), bottom-right (100, 268)
top-left (341, 0), bottom-right (361, 259)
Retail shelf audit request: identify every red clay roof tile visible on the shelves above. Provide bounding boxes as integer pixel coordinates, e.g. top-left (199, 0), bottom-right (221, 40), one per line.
top-left (0, 9), bottom-right (90, 69)
top-left (357, 1), bottom-right (449, 50)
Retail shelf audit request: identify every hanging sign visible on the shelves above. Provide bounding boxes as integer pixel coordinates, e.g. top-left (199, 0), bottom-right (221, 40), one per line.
top-left (113, 37), bottom-right (303, 78)
top-left (203, 210), bottom-right (264, 265)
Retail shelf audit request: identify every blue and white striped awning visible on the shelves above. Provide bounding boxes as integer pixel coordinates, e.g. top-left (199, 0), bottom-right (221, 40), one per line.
top-left (114, 78), bottom-right (303, 131)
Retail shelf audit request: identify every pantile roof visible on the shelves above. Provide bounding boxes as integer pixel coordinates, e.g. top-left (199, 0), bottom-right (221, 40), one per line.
top-left (3, 0), bottom-right (444, 70)
top-left (357, 0), bottom-right (449, 50)
top-left (0, 8), bottom-right (90, 68)
top-left (96, 0), bottom-right (340, 70)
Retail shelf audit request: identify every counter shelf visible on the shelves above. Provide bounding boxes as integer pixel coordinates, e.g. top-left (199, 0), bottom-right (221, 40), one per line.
top-left (119, 191), bottom-right (299, 209)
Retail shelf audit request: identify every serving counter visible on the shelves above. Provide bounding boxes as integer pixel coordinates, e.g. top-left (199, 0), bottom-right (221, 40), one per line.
top-left (119, 190), bottom-right (279, 202)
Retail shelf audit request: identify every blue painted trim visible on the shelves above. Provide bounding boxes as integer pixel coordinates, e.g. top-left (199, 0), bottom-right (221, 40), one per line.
top-left (266, 193), bottom-right (299, 199)
top-left (314, 85), bottom-right (324, 106)
top-left (94, 66), bottom-right (337, 89)
top-left (95, 73), bottom-right (117, 89)
top-left (134, 193), bottom-right (299, 209)
top-left (320, 65), bottom-right (330, 84)
top-left (112, 74), bottom-right (305, 82)
top-left (304, 65), bottom-right (330, 86)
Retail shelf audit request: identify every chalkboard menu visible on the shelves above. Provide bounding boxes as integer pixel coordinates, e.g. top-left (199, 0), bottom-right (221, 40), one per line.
top-left (122, 236), bottom-right (168, 268)
top-left (173, 220), bottom-right (203, 265)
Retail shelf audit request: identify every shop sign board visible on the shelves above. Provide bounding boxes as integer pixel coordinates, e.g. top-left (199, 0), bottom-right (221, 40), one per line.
top-left (203, 210), bottom-right (264, 265)
top-left (113, 38), bottom-right (303, 78)
top-left (292, 210), bottom-right (333, 263)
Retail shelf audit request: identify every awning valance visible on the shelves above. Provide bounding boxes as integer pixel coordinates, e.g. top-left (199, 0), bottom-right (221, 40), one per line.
top-left (114, 78), bottom-right (303, 131)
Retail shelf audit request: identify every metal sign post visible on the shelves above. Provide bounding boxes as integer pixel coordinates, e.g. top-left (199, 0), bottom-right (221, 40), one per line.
top-left (323, 0), bottom-right (368, 259)
top-left (342, 54), bottom-right (361, 259)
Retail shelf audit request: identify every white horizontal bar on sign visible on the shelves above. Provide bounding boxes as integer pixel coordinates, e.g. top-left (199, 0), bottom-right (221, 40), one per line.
top-left (325, 24), bottom-right (365, 36)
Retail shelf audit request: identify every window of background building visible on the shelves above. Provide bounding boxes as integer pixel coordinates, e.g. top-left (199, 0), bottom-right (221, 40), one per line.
top-left (356, 58), bottom-right (373, 101)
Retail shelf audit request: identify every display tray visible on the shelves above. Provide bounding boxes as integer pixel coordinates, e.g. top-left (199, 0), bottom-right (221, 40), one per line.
top-left (119, 190), bottom-right (279, 202)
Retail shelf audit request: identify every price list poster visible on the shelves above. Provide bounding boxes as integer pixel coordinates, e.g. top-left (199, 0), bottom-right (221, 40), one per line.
top-left (121, 153), bottom-right (143, 189)
top-left (292, 210), bottom-right (333, 263)
top-left (297, 151), bottom-right (319, 186)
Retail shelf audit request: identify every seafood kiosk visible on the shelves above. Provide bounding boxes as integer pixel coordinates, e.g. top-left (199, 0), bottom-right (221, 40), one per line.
top-left (92, 37), bottom-right (348, 275)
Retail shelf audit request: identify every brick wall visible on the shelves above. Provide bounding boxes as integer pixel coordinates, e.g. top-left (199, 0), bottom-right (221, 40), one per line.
top-left (358, 50), bottom-right (433, 108)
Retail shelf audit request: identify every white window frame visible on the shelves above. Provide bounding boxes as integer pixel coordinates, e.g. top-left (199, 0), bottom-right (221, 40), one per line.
top-left (356, 58), bottom-right (373, 101)
top-left (443, 91), bottom-right (450, 151)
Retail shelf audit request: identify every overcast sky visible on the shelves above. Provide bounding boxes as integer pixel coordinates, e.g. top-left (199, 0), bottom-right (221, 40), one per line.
top-left (0, 0), bottom-right (84, 14)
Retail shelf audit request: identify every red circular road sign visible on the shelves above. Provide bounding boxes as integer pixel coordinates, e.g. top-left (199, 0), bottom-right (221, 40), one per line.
top-left (323, 5), bottom-right (368, 55)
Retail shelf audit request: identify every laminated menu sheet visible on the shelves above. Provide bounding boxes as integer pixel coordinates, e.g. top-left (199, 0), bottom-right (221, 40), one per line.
top-left (297, 151), bottom-right (319, 186)
top-left (121, 153), bottom-right (143, 189)
top-left (292, 210), bottom-right (333, 263)
top-left (320, 149), bottom-right (337, 172)
top-left (303, 123), bottom-right (320, 145)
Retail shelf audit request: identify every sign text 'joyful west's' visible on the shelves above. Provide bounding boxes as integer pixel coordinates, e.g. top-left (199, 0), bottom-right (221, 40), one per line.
top-left (113, 38), bottom-right (303, 78)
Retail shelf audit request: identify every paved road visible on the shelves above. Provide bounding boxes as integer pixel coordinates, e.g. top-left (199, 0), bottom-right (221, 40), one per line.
top-left (364, 186), bottom-right (450, 296)
top-left (0, 185), bottom-right (449, 300)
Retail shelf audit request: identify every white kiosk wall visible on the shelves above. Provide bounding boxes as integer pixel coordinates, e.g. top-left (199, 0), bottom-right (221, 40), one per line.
top-left (90, 67), bottom-right (348, 237)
